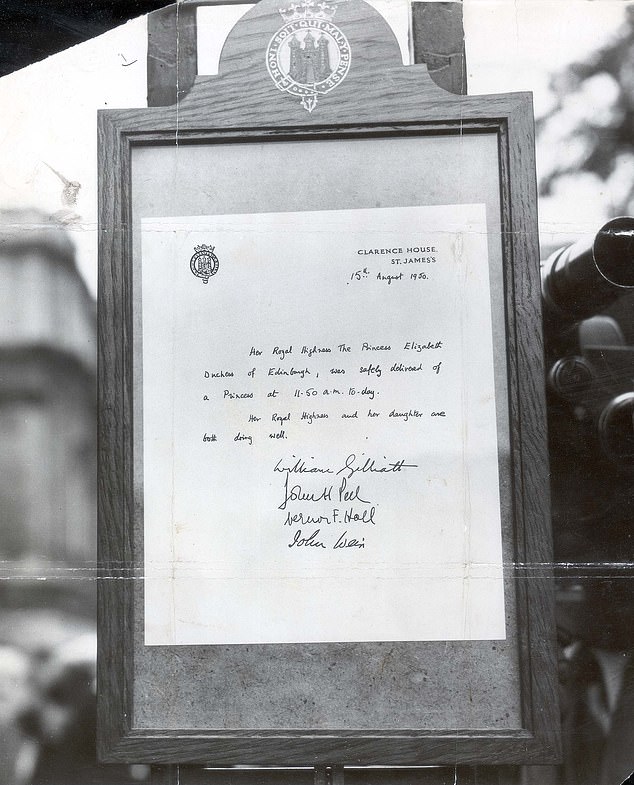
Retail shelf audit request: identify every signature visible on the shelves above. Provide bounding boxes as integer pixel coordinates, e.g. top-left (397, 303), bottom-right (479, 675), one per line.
top-left (275, 454), bottom-right (417, 481)
top-left (283, 506), bottom-right (377, 527)
top-left (278, 473), bottom-right (370, 511)
top-left (288, 528), bottom-right (367, 549)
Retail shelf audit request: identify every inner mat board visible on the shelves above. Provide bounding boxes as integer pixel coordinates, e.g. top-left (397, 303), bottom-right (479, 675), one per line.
top-left (129, 133), bottom-right (520, 732)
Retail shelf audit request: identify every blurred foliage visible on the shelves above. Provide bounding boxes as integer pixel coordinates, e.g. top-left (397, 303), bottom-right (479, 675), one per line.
top-left (538, 4), bottom-right (634, 215)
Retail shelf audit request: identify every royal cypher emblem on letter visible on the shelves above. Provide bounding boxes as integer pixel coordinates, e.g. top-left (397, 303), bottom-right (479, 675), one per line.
top-left (190, 244), bottom-right (219, 284)
top-left (266, 0), bottom-right (351, 113)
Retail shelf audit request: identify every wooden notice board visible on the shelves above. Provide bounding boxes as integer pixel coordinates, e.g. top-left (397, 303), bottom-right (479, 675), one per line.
top-left (97, 0), bottom-right (560, 767)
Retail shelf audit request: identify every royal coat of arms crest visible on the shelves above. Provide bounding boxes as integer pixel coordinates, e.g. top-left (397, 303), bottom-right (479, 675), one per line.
top-left (266, 0), bottom-right (351, 112)
top-left (190, 244), bottom-right (219, 284)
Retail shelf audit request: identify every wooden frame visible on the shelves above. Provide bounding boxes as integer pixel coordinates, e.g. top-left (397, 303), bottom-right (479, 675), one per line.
top-left (98, 0), bottom-right (559, 768)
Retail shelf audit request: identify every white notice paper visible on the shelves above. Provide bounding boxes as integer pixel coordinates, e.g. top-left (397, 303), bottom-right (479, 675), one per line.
top-left (141, 204), bottom-right (506, 645)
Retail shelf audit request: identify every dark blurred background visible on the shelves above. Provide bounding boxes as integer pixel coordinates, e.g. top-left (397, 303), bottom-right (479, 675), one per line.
top-left (0, 1), bottom-right (169, 78)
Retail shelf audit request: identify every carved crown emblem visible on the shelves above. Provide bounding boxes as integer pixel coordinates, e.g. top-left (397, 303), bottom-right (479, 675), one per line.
top-left (279, 0), bottom-right (338, 23)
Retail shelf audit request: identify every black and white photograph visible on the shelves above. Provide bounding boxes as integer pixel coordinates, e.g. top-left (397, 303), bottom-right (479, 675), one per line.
top-left (0, 2), bottom-right (633, 784)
